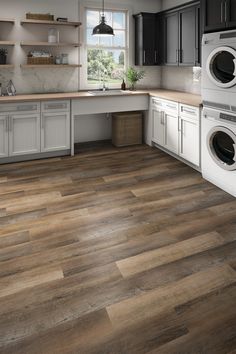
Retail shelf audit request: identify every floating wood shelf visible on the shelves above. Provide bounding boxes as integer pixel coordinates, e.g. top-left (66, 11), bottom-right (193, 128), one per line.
top-left (20, 41), bottom-right (81, 48)
top-left (0, 64), bottom-right (14, 68)
top-left (0, 41), bottom-right (15, 46)
top-left (0, 18), bottom-right (15, 24)
top-left (20, 19), bottom-right (81, 27)
top-left (21, 64), bottom-right (82, 68)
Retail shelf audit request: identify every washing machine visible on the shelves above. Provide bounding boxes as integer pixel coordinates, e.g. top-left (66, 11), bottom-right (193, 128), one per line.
top-left (202, 106), bottom-right (236, 197)
top-left (202, 29), bottom-right (236, 109)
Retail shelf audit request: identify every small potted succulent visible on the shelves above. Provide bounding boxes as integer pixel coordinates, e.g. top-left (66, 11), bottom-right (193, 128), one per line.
top-left (0, 48), bottom-right (8, 65)
top-left (125, 66), bottom-right (145, 90)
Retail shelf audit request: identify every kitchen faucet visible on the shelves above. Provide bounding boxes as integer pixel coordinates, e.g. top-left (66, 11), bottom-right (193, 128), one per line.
top-left (101, 70), bottom-right (108, 91)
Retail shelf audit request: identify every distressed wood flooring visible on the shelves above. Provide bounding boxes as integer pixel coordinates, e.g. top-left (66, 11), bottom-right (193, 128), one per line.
top-left (0, 144), bottom-right (236, 354)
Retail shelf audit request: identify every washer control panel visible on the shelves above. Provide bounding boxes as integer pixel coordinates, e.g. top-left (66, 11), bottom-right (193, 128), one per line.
top-left (220, 112), bottom-right (236, 123)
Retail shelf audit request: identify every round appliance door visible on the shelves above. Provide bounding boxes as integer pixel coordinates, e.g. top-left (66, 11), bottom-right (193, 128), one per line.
top-left (206, 46), bottom-right (236, 88)
top-left (207, 126), bottom-right (236, 171)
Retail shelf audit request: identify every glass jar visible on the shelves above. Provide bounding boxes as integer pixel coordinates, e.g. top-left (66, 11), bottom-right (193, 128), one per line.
top-left (48, 28), bottom-right (59, 43)
top-left (61, 53), bottom-right (68, 65)
top-left (55, 55), bottom-right (61, 65)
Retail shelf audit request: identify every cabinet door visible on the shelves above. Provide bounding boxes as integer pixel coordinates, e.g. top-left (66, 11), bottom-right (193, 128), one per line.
top-left (41, 112), bottom-right (70, 152)
top-left (226, 0), bottom-right (236, 28)
top-left (9, 114), bottom-right (40, 156)
top-left (164, 112), bottom-right (179, 154)
top-left (134, 13), bottom-right (157, 66)
top-left (0, 115), bottom-right (8, 158)
top-left (202, 0), bottom-right (226, 32)
top-left (152, 108), bottom-right (165, 147)
top-left (179, 117), bottom-right (200, 166)
top-left (179, 6), bottom-right (196, 66)
top-left (164, 12), bottom-right (179, 65)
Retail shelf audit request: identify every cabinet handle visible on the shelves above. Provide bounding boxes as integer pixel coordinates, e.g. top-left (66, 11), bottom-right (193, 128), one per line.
top-left (225, 1), bottom-right (227, 22)
top-left (9, 116), bottom-right (12, 132)
top-left (41, 115), bottom-right (44, 130)
top-left (221, 1), bottom-right (224, 23)
top-left (182, 107), bottom-right (196, 115)
top-left (143, 50), bottom-right (146, 64)
top-left (176, 49), bottom-right (178, 63)
top-left (178, 118), bottom-right (181, 132)
top-left (155, 50), bottom-right (157, 64)
top-left (166, 104), bottom-right (176, 110)
top-left (5, 116), bottom-right (8, 132)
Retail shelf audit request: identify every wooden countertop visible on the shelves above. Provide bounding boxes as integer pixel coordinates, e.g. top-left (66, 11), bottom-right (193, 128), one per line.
top-left (0, 89), bottom-right (202, 107)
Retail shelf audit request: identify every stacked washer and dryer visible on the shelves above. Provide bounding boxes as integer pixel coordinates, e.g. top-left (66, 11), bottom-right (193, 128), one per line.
top-left (201, 29), bottom-right (236, 197)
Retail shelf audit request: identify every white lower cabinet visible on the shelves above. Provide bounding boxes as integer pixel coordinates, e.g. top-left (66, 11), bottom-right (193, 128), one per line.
top-left (152, 107), bottom-right (165, 146)
top-left (151, 98), bottom-right (200, 167)
top-left (9, 113), bottom-right (41, 156)
top-left (179, 104), bottom-right (200, 166)
top-left (164, 111), bottom-right (179, 154)
top-left (41, 111), bottom-right (70, 152)
top-left (0, 115), bottom-right (8, 158)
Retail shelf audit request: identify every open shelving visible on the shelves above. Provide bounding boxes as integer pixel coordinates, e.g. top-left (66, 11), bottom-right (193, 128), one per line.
top-left (20, 19), bottom-right (81, 27)
top-left (21, 64), bottom-right (81, 68)
top-left (0, 41), bottom-right (15, 46)
top-left (0, 64), bottom-right (14, 68)
top-left (0, 18), bottom-right (15, 24)
top-left (20, 41), bottom-right (81, 48)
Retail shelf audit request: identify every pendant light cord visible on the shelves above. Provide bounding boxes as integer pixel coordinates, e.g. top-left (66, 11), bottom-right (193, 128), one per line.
top-left (102, 0), bottom-right (105, 16)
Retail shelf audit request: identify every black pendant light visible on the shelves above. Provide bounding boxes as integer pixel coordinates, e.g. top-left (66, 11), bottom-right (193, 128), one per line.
top-left (92, 0), bottom-right (114, 36)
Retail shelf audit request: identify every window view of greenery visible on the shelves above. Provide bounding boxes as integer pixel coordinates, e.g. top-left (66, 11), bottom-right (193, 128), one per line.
top-left (86, 10), bottom-right (127, 85)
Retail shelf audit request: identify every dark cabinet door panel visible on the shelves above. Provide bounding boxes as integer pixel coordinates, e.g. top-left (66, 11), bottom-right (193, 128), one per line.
top-left (202, 0), bottom-right (226, 32)
top-left (164, 12), bottom-right (179, 65)
top-left (226, 0), bottom-right (236, 28)
top-left (134, 13), bottom-right (157, 66)
top-left (179, 6), bottom-right (196, 66)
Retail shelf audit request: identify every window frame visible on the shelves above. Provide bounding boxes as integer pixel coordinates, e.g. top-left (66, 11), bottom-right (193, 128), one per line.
top-left (82, 6), bottom-right (129, 89)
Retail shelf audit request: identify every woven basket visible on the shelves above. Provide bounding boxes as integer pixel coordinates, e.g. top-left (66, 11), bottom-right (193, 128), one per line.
top-left (26, 13), bottom-right (54, 21)
top-left (112, 111), bottom-right (143, 147)
top-left (27, 56), bottom-right (54, 65)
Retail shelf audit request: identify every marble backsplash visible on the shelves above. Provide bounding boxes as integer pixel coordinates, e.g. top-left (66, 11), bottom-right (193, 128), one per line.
top-left (160, 66), bottom-right (202, 95)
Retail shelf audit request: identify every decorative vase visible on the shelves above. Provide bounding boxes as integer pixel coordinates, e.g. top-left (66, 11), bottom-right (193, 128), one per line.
top-left (0, 55), bottom-right (7, 65)
top-left (130, 82), bottom-right (136, 91)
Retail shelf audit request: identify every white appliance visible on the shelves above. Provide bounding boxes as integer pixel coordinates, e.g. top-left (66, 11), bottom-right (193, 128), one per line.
top-left (202, 29), bottom-right (236, 109)
top-left (202, 106), bottom-right (236, 197)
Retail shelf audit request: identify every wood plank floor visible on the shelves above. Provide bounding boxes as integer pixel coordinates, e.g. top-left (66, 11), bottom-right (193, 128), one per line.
top-left (0, 144), bottom-right (236, 354)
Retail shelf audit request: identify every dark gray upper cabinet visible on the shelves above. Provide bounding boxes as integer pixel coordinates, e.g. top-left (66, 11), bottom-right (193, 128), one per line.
top-left (179, 7), bottom-right (196, 66)
top-left (202, 0), bottom-right (236, 32)
top-left (134, 13), bottom-right (158, 66)
top-left (163, 2), bottom-right (200, 67)
top-left (164, 12), bottom-right (179, 65)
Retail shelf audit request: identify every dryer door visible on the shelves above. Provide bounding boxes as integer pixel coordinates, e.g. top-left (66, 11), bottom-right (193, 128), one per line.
top-left (206, 46), bottom-right (236, 88)
top-left (207, 126), bottom-right (236, 171)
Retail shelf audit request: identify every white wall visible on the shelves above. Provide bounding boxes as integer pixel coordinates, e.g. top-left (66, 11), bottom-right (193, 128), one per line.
top-left (160, 0), bottom-right (202, 95)
top-left (0, 0), bottom-right (80, 94)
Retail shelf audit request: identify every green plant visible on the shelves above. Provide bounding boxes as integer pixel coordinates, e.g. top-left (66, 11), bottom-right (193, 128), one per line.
top-left (0, 48), bottom-right (8, 56)
top-left (125, 67), bottom-right (145, 89)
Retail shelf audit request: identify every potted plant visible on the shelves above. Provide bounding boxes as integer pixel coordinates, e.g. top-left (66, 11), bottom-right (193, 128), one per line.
top-left (125, 67), bottom-right (145, 90)
top-left (0, 48), bottom-right (8, 65)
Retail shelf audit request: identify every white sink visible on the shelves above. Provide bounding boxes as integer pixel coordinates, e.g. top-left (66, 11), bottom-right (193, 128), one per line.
top-left (87, 90), bottom-right (129, 96)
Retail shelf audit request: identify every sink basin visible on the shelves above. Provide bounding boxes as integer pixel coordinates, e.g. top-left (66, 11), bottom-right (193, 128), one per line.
top-left (87, 90), bottom-right (129, 96)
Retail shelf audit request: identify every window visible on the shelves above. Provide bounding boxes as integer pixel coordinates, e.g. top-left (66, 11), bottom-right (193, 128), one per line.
top-left (85, 8), bottom-right (128, 87)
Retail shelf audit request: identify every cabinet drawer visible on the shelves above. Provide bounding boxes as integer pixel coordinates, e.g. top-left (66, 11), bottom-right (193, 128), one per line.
top-left (42, 100), bottom-right (70, 112)
top-left (163, 100), bottom-right (178, 113)
top-left (0, 102), bottom-right (40, 114)
top-left (151, 98), bottom-right (164, 109)
top-left (179, 104), bottom-right (199, 120)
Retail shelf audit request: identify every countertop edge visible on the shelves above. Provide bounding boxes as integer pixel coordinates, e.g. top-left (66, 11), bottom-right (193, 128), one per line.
top-left (0, 90), bottom-right (202, 108)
